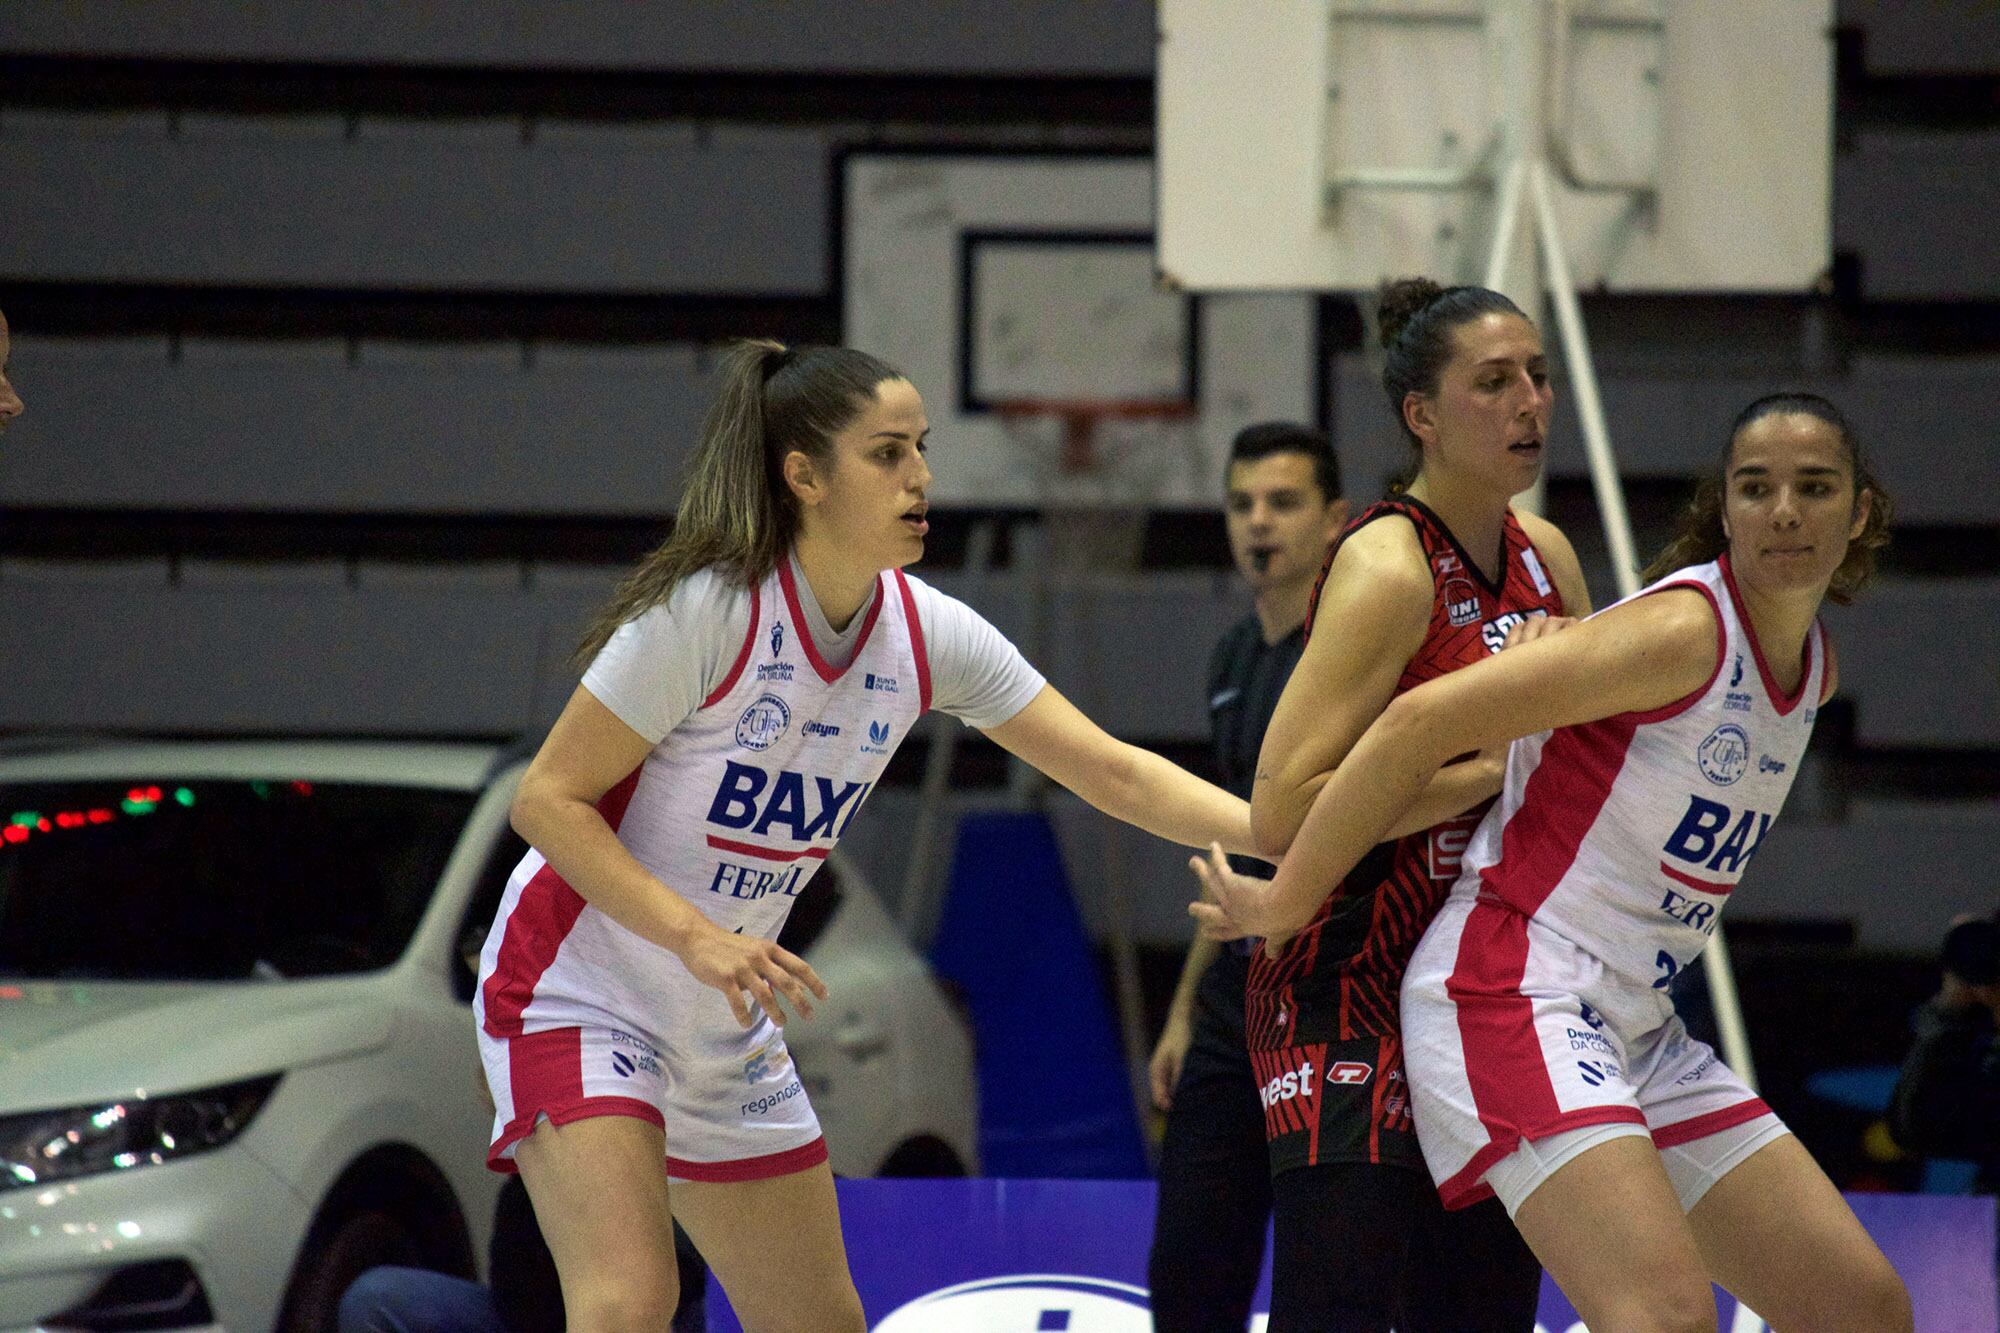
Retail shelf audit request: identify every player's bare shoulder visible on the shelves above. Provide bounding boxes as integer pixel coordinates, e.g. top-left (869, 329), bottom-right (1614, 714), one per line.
top-left (1304, 510), bottom-right (1433, 661)
top-left (1328, 509), bottom-right (1432, 604)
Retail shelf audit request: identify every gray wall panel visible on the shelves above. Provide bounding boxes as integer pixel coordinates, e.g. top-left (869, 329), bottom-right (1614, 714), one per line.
top-left (0, 572), bottom-right (539, 735)
top-left (1839, 0), bottom-right (2000, 75)
top-left (0, 115), bottom-right (828, 293)
top-left (1824, 580), bottom-right (2000, 748)
top-left (1836, 130), bottom-right (2000, 300)
top-left (0, 337), bottom-right (711, 514)
top-left (0, 1), bottom-right (1155, 76)
top-left (1844, 354), bottom-right (2000, 526)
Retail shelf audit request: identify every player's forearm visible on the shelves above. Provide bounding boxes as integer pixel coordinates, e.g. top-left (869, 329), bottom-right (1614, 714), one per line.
top-left (1381, 750), bottom-right (1505, 842)
top-left (1092, 743), bottom-right (1256, 855)
top-left (510, 789), bottom-right (713, 956)
top-left (1250, 769), bottom-right (1328, 857)
top-left (1265, 704), bottom-right (1443, 934)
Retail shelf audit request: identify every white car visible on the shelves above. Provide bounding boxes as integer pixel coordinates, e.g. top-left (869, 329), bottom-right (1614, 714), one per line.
top-left (0, 739), bottom-right (975, 1332)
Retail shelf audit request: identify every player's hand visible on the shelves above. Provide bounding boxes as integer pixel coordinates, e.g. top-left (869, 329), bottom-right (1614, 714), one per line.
top-left (1501, 613), bottom-right (1578, 650)
top-left (678, 924), bottom-right (828, 1028)
top-left (1149, 1010), bottom-right (1194, 1111)
top-left (1188, 842), bottom-right (1279, 942)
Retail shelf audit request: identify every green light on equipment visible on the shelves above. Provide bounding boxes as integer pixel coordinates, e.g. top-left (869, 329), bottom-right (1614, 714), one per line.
top-left (8, 812), bottom-right (39, 827)
top-left (174, 788), bottom-right (195, 807)
top-left (119, 799), bottom-right (158, 816)
top-left (250, 781), bottom-right (270, 799)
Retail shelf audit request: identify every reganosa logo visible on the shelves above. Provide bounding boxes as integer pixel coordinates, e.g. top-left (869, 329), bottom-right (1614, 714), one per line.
top-left (873, 1275), bottom-right (1151, 1331)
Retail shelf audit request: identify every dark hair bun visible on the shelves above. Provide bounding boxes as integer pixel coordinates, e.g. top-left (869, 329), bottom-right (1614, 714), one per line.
top-left (1377, 277), bottom-right (1447, 350)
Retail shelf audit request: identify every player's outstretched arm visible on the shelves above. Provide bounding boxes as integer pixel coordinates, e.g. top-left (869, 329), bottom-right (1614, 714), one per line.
top-left (1194, 588), bottom-right (1718, 941)
top-left (982, 683), bottom-right (1257, 856)
top-left (513, 685), bottom-right (827, 1027)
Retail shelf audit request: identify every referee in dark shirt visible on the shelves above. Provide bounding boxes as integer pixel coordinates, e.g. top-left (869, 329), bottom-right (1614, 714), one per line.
top-left (1148, 423), bottom-right (1346, 1332)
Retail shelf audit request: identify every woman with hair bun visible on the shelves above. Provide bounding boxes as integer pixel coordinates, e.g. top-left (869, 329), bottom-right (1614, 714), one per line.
top-left (1197, 394), bottom-right (1910, 1331)
top-left (478, 340), bottom-right (1258, 1331)
top-left (1226, 279), bottom-right (1590, 1330)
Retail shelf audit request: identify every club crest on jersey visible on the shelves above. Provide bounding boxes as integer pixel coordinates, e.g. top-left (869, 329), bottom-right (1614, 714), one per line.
top-left (1443, 577), bottom-right (1481, 627)
top-left (1697, 723), bottom-right (1749, 786)
top-left (736, 694), bottom-right (792, 751)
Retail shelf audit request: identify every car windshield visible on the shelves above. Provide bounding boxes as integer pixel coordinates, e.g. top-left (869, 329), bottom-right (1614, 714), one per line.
top-left (0, 777), bottom-right (476, 981)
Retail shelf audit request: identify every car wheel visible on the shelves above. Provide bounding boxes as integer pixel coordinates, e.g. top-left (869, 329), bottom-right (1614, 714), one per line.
top-left (877, 1135), bottom-right (968, 1177)
top-left (276, 1208), bottom-right (423, 1333)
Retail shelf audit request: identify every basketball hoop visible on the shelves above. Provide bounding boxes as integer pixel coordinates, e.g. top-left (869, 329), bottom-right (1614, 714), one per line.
top-left (989, 397), bottom-right (1199, 476)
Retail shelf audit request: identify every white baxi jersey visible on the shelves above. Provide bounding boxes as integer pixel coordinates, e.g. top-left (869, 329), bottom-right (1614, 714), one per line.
top-left (479, 560), bottom-right (932, 1042)
top-left (1457, 554), bottom-right (1828, 994)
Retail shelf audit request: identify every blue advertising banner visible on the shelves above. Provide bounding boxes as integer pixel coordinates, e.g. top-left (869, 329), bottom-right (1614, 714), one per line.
top-left (704, 1179), bottom-right (1997, 1332)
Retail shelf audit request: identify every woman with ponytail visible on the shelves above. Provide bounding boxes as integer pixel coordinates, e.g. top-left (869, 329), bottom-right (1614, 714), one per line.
top-left (474, 339), bottom-right (1258, 1332)
top-left (1223, 279), bottom-right (1591, 1330)
top-left (1196, 395), bottom-right (1909, 1331)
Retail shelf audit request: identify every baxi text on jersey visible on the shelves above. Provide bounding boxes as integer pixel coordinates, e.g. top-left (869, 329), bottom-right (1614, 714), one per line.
top-left (707, 759), bottom-right (873, 841)
top-left (1662, 793), bottom-right (1772, 876)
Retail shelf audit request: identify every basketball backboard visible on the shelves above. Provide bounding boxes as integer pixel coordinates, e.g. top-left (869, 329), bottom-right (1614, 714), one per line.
top-left (1157, 0), bottom-right (1834, 293)
top-left (842, 150), bottom-right (1317, 508)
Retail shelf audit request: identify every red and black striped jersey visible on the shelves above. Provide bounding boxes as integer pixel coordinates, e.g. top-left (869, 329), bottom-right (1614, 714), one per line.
top-left (1248, 496), bottom-right (1567, 1051)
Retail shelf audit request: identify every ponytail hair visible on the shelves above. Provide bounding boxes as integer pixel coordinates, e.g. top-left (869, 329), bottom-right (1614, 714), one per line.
top-left (1640, 392), bottom-right (1893, 605)
top-left (1377, 276), bottom-right (1530, 490)
top-left (574, 338), bottom-right (905, 665)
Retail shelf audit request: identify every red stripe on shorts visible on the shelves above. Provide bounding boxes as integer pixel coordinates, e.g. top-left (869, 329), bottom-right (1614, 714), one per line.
top-left (667, 1135), bottom-right (830, 1182)
top-left (1652, 1097), bottom-right (1772, 1150)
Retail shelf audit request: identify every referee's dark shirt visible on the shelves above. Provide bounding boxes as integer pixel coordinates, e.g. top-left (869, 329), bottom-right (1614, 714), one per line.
top-left (1204, 612), bottom-right (1305, 965)
top-left (1192, 608), bottom-right (1304, 980)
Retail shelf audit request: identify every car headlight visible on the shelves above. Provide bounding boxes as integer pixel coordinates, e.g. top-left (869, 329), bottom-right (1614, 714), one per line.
top-left (0, 1074), bottom-right (280, 1190)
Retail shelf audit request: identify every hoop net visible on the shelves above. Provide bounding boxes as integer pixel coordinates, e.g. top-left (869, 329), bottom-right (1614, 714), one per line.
top-left (989, 397), bottom-right (1199, 477)
top-left (989, 397), bottom-right (1199, 573)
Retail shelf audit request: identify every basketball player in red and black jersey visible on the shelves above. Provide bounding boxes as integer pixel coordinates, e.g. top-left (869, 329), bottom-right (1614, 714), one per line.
top-left (1240, 280), bottom-right (1591, 1331)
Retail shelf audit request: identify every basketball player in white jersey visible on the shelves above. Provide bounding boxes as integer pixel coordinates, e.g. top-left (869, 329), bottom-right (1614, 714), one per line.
top-left (476, 339), bottom-right (1258, 1333)
top-left (1192, 394), bottom-right (1912, 1332)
